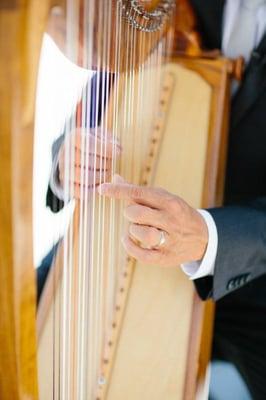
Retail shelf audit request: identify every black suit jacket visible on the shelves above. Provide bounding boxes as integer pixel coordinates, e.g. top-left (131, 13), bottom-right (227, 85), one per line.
top-left (191, 0), bottom-right (266, 302)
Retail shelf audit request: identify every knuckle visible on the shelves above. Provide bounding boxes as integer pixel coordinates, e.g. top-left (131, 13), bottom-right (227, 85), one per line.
top-left (130, 186), bottom-right (144, 200)
top-left (154, 187), bottom-right (172, 207)
top-left (167, 196), bottom-right (180, 212)
top-left (156, 187), bottom-right (168, 196)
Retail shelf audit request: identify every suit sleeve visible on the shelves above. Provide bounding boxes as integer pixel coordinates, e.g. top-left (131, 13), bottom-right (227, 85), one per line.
top-left (194, 198), bottom-right (266, 301)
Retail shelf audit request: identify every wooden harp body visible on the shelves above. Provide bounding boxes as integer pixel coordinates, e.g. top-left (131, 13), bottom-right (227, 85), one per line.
top-left (36, 48), bottom-right (236, 400)
top-left (0, 1), bottom-right (237, 399)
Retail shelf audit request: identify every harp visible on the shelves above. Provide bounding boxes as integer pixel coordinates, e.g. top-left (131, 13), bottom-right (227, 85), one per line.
top-left (0, 1), bottom-right (241, 399)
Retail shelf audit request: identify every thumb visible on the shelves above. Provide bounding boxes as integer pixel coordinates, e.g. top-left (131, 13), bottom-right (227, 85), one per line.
top-left (112, 174), bottom-right (127, 184)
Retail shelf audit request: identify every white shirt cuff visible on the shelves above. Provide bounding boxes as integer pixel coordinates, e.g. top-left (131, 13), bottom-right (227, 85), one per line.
top-left (49, 151), bottom-right (65, 201)
top-left (181, 209), bottom-right (218, 280)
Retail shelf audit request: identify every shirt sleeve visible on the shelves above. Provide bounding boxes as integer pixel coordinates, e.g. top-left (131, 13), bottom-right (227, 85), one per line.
top-left (181, 209), bottom-right (218, 280)
top-left (49, 150), bottom-right (65, 201)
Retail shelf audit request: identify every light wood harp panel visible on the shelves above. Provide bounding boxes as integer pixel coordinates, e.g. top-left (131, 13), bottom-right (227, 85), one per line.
top-left (104, 58), bottom-right (232, 399)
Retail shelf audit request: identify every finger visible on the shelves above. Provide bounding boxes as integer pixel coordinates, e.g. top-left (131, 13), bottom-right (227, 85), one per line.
top-left (122, 234), bottom-right (161, 264)
top-left (111, 175), bottom-right (136, 207)
top-left (74, 130), bottom-right (121, 158)
top-left (98, 182), bottom-right (169, 209)
top-left (77, 153), bottom-right (112, 171)
top-left (60, 151), bottom-right (112, 172)
top-left (124, 204), bottom-right (167, 230)
top-left (129, 224), bottom-right (168, 249)
top-left (62, 168), bottom-right (111, 186)
top-left (72, 183), bottom-right (100, 200)
top-left (74, 128), bottom-right (113, 144)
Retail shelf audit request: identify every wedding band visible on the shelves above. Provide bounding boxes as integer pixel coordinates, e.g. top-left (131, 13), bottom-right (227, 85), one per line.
top-left (153, 230), bottom-right (166, 249)
top-left (129, 225), bottom-right (167, 250)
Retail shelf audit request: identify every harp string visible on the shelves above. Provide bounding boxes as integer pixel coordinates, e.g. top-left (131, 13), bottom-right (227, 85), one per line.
top-left (49, 1), bottom-right (172, 398)
top-left (132, 11), bottom-right (138, 183)
top-left (94, 0), bottom-right (102, 392)
top-left (72, 1), bottom-right (85, 394)
top-left (99, 1), bottom-right (112, 389)
top-left (95, 0), bottom-right (105, 391)
top-left (61, 1), bottom-right (79, 398)
top-left (74, 0), bottom-right (88, 393)
top-left (102, 0), bottom-right (110, 389)
top-left (78, 0), bottom-right (91, 393)
top-left (103, 26), bottom-right (111, 366)
top-left (106, 0), bottom-right (122, 355)
top-left (77, 55), bottom-right (89, 400)
top-left (116, 6), bottom-right (134, 306)
top-left (78, 0), bottom-right (94, 396)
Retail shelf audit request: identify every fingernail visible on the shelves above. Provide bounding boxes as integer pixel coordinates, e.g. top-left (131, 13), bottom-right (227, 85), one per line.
top-left (112, 174), bottom-right (125, 184)
top-left (128, 224), bottom-right (134, 234)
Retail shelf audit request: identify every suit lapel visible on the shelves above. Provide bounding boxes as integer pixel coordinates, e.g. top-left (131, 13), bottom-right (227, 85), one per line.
top-left (231, 32), bottom-right (266, 128)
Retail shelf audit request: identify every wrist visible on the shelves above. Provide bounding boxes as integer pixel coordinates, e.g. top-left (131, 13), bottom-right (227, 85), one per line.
top-left (193, 209), bottom-right (209, 261)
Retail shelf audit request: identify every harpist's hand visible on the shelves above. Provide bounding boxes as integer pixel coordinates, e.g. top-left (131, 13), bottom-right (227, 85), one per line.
top-left (58, 129), bottom-right (121, 199)
top-left (98, 176), bottom-right (208, 266)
